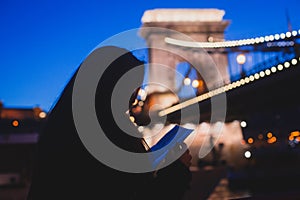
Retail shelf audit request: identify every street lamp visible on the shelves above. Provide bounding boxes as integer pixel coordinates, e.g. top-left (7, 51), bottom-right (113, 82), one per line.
top-left (236, 53), bottom-right (246, 78)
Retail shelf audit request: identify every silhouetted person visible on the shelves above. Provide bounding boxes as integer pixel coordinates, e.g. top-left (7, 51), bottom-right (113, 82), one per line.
top-left (27, 46), bottom-right (192, 200)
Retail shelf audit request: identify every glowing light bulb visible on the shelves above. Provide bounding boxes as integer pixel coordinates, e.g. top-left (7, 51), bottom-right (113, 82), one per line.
top-left (12, 120), bottom-right (19, 127)
top-left (244, 151), bottom-right (251, 158)
top-left (192, 80), bottom-right (199, 88)
top-left (240, 121), bottom-right (247, 128)
top-left (184, 77), bottom-right (191, 85)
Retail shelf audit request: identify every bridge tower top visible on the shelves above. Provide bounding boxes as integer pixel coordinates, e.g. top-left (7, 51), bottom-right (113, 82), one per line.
top-left (141, 8), bottom-right (226, 23)
top-left (140, 8), bottom-right (231, 94)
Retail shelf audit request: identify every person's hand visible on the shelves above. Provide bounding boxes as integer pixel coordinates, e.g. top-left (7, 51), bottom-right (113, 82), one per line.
top-left (178, 148), bottom-right (192, 168)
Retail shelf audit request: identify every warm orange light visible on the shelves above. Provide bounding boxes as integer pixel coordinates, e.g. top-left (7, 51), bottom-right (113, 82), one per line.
top-left (39, 111), bottom-right (47, 119)
top-left (267, 132), bottom-right (273, 138)
top-left (241, 139), bottom-right (246, 145)
top-left (267, 136), bottom-right (277, 144)
top-left (289, 135), bottom-right (294, 141)
top-left (296, 137), bottom-right (300, 142)
top-left (291, 131), bottom-right (300, 137)
top-left (247, 137), bottom-right (254, 144)
top-left (12, 120), bottom-right (19, 127)
top-left (198, 80), bottom-right (204, 87)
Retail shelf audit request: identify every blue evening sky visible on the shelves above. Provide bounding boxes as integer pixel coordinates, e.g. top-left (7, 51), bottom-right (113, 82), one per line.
top-left (1, 0), bottom-right (299, 111)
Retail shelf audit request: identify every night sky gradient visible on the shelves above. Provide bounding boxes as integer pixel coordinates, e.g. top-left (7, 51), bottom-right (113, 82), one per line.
top-left (1, 0), bottom-right (299, 111)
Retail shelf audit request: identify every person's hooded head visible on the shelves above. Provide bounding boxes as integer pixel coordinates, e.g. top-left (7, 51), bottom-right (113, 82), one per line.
top-left (42, 46), bottom-right (147, 153)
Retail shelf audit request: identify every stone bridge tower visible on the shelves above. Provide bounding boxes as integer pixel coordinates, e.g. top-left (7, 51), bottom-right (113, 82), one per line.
top-left (139, 9), bottom-right (230, 94)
